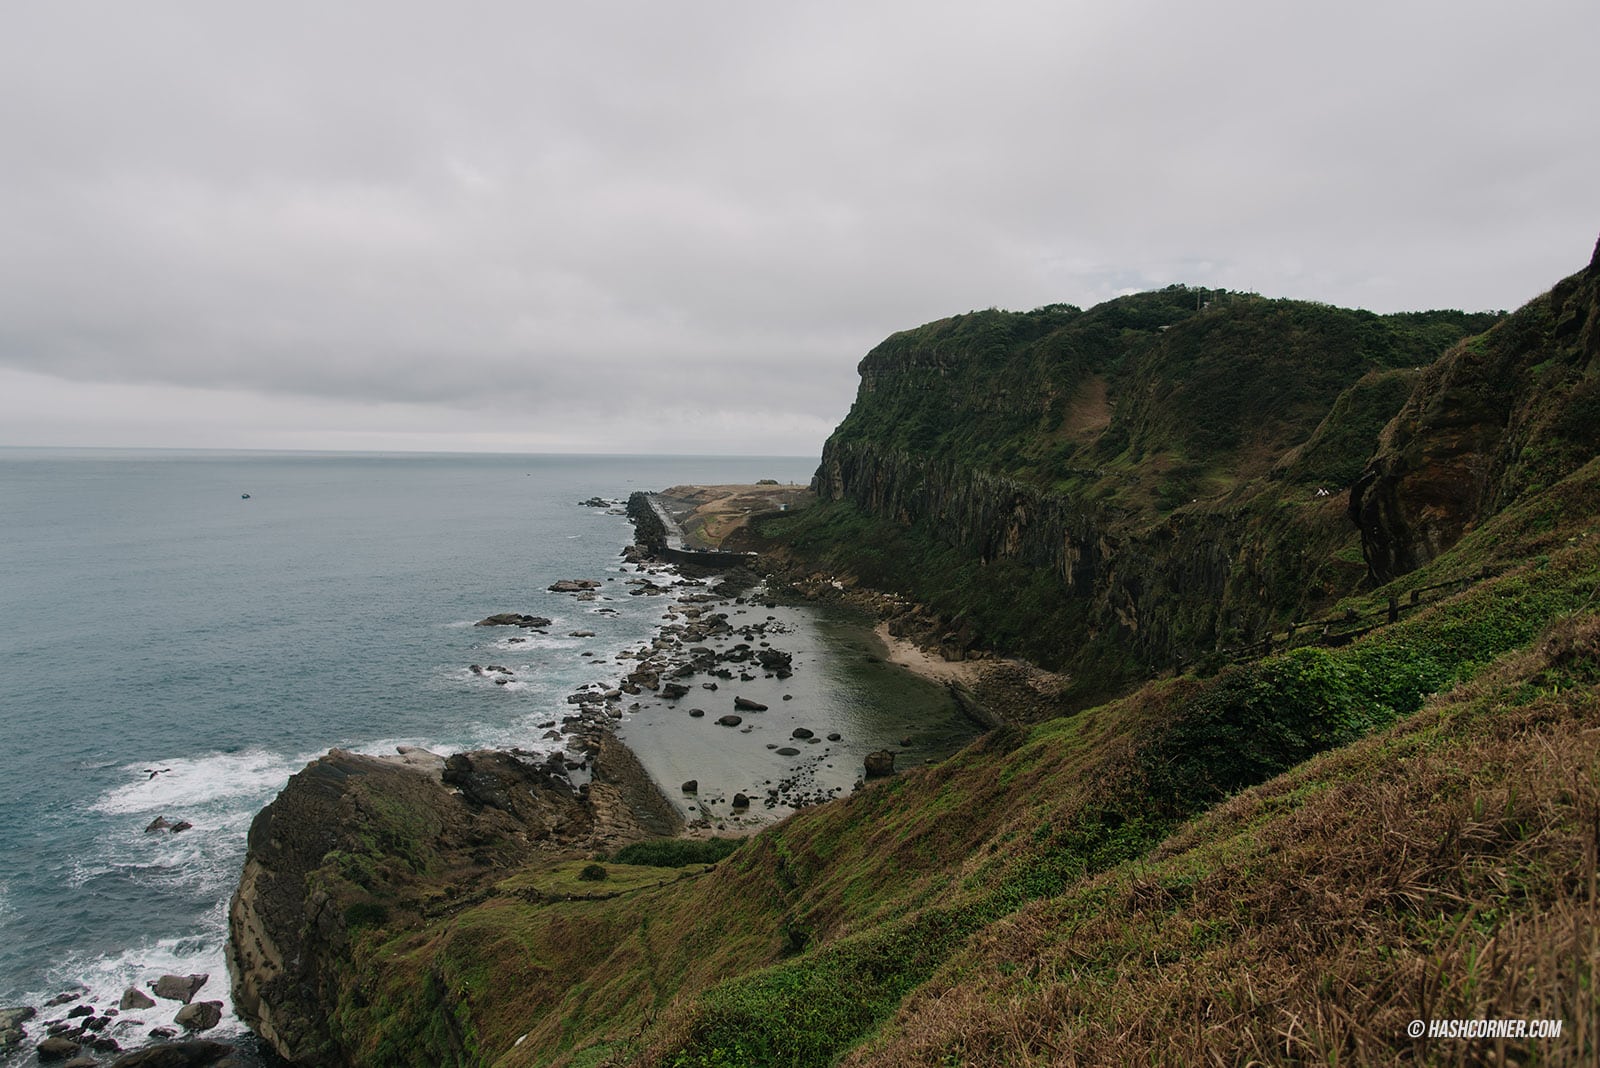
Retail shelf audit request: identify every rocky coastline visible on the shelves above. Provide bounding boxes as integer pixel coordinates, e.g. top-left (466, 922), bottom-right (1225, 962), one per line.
top-left (215, 489), bottom-right (996, 1064)
top-left (5, 488), bottom-right (1023, 1068)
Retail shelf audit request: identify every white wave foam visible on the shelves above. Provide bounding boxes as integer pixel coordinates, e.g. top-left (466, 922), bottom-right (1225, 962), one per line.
top-left (90, 748), bottom-right (311, 817)
top-left (24, 903), bottom-right (248, 1049)
top-left (489, 634), bottom-right (575, 651)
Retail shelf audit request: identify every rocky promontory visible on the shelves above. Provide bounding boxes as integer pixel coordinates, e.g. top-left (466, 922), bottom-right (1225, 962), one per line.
top-left (226, 737), bottom-right (677, 1064)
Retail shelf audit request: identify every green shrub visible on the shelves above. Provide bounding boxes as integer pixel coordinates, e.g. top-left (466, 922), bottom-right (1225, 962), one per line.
top-left (612, 837), bottom-right (743, 868)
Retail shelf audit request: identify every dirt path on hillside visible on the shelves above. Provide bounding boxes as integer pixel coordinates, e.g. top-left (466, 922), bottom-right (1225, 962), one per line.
top-left (658, 482), bottom-right (813, 548)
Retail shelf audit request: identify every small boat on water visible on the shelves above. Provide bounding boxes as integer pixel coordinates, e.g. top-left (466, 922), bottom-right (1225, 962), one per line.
top-left (241, 493), bottom-right (251, 499)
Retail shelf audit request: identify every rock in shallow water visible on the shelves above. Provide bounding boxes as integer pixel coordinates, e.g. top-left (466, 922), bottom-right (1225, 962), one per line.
top-left (148, 975), bottom-right (208, 1005)
top-left (120, 989), bottom-right (156, 1011)
top-left (174, 1001), bottom-right (223, 1033)
top-left (36, 1035), bottom-right (81, 1060)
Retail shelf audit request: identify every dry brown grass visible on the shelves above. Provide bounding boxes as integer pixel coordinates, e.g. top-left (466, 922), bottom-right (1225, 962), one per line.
top-left (842, 615), bottom-right (1600, 1067)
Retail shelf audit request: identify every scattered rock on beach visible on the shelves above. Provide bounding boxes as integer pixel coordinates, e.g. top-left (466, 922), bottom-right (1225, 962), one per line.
top-left (716, 715), bottom-right (743, 727)
top-left (548, 579), bottom-right (601, 593)
top-left (733, 697), bottom-right (767, 712)
top-left (790, 728), bottom-right (814, 740)
top-left (681, 780), bottom-right (698, 793)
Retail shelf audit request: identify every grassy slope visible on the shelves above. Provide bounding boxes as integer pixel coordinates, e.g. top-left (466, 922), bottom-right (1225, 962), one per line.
top-left (326, 458), bottom-right (1600, 1068)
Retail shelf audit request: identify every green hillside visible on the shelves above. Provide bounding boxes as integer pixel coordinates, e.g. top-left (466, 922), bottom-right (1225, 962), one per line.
top-left (227, 241), bottom-right (1600, 1067)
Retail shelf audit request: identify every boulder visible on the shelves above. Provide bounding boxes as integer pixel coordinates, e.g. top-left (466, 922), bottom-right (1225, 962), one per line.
top-left (660, 683), bottom-right (691, 700)
top-left (688, 708), bottom-right (705, 718)
top-left (776, 747), bottom-right (801, 757)
top-left (473, 613), bottom-right (552, 628)
top-left (716, 715), bottom-right (743, 727)
top-left (174, 1001), bottom-right (223, 1033)
top-left (107, 1040), bottom-right (236, 1066)
top-left (733, 697), bottom-right (767, 712)
top-left (547, 579), bottom-right (601, 593)
top-left (0, 1008), bottom-right (37, 1030)
top-left (145, 817), bottom-right (173, 833)
top-left (681, 780), bottom-right (698, 793)
top-left (149, 975), bottom-right (208, 1004)
top-left (731, 793), bottom-right (750, 809)
top-left (36, 1036), bottom-right (82, 1060)
top-left (790, 728), bottom-right (814, 740)
top-left (118, 988), bottom-right (157, 1011)
top-left (864, 750), bottom-right (897, 778)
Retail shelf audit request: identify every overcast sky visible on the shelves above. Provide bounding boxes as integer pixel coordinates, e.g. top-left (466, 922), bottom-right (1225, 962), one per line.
top-left (0, 1), bottom-right (1595, 456)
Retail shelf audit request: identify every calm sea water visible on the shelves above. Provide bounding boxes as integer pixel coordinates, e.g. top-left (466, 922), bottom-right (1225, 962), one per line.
top-left (0, 449), bottom-right (843, 1056)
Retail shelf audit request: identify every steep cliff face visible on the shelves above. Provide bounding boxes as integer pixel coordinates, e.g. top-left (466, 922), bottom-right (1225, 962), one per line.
top-left (804, 291), bottom-right (1499, 690)
top-left (1352, 247), bottom-right (1600, 581)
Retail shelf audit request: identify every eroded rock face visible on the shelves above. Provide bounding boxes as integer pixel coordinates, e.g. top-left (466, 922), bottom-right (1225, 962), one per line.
top-left (227, 748), bottom-right (594, 1065)
top-left (1351, 251), bottom-right (1600, 582)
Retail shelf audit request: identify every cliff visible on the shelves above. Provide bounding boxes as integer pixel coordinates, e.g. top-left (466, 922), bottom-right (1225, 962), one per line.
top-left (227, 240), bottom-right (1600, 1066)
top-left (1352, 239), bottom-right (1600, 580)
top-left (789, 290), bottom-right (1501, 701)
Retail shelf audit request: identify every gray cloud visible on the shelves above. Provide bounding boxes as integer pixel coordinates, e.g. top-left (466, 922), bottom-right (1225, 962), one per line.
top-left (1, 1), bottom-right (1595, 454)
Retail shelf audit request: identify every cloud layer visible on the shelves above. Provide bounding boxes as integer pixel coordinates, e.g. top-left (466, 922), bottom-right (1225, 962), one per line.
top-left (2, 1), bottom-right (1595, 453)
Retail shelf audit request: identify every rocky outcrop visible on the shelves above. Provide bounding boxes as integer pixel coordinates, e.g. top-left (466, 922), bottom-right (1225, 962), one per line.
top-left (1351, 250), bottom-right (1600, 581)
top-left (227, 731), bottom-right (684, 1064)
top-left (226, 748), bottom-right (596, 1065)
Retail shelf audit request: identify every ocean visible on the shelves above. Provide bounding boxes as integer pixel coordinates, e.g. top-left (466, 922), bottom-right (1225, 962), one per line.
top-left (0, 448), bottom-right (972, 1063)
